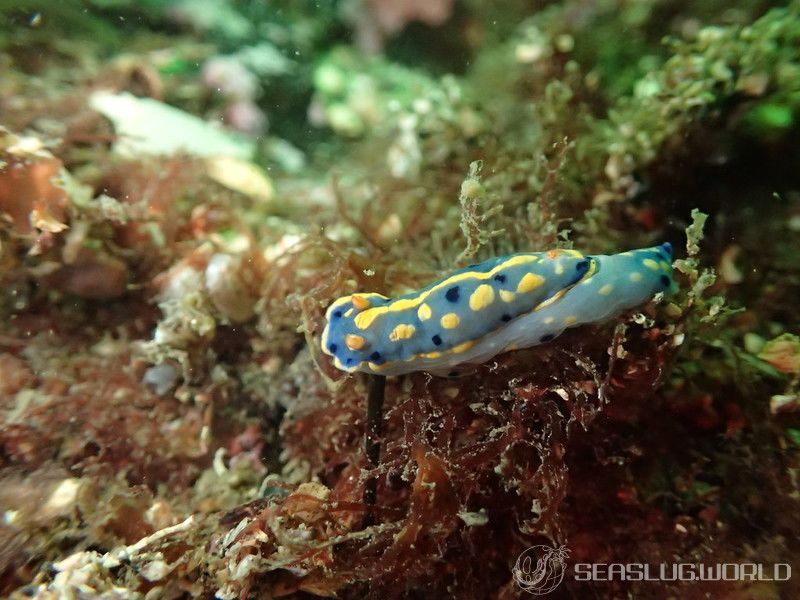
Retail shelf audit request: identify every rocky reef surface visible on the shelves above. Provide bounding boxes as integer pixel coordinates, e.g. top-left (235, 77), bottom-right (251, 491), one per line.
top-left (1, 1), bottom-right (799, 598)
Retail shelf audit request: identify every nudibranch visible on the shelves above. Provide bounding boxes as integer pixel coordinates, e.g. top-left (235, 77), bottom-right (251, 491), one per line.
top-left (321, 244), bottom-right (673, 377)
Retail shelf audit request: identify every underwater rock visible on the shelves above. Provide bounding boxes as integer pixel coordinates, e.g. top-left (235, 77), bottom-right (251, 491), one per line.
top-left (153, 246), bottom-right (213, 303)
top-left (205, 252), bottom-right (262, 323)
top-left (143, 363), bottom-right (179, 395)
top-left (89, 91), bottom-right (255, 159)
top-left (204, 156), bottom-right (274, 203)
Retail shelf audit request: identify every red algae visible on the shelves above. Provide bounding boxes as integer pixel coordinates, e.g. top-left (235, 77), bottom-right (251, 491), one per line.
top-left (272, 320), bottom-right (678, 598)
top-left (0, 132), bottom-right (67, 235)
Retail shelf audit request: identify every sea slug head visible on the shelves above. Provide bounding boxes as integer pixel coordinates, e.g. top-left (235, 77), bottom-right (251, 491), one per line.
top-left (321, 292), bottom-right (389, 372)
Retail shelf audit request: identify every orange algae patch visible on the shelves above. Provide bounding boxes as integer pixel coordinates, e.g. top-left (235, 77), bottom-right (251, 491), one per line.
top-left (0, 155), bottom-right (68, 235)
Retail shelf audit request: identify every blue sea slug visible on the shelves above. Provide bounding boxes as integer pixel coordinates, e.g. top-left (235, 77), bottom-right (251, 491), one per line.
top-left (321, 244), bottom-right (673, 376)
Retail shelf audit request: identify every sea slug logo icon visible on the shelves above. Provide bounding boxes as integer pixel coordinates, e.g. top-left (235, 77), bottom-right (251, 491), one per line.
top-left (513, 543), bottom-right (570, 595)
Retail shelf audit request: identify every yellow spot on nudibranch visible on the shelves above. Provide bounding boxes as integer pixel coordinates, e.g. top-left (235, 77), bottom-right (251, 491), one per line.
top-left (500, 290), bottom-right (516, 303)
top-left (418, 303), bottom-right (432, 321)
top-left (351, 254), bottom-right (540, 329)
top-left (517, 272), bottom-right (545, 293)
top-left (441, 313), bottom-right (460, 329)
top-left (598, 283), bottom-right (614, 296)
top-left (544, 316), bottom-right (555, 324)
top-left (554, 262), bottom-right (565, 275)
top-left (389, 323), bottom-right (416, 341)
top-left (354, 312), bottom-right (376, 330)
top-left (642, 258), bottom-right (659, 270)
top-left (451, 340), bottom-right (475, 353)
top-left (629, 272), bottom-right (643, 282)
top-left (564, 315), bottom-right (578, 325)
top-left (424, 351), bottom-right (442, 359)
top-left (345, 334), bottom-right (366, 350)
top-left (659, 261), bottom-right (671, 272)
top-left (351, 294), bottom-right (371, 310)
top-left (344, 308), bottom-right (354, 317)
top-left (547, 250), bottom-right (561, 259)
top-left (469, 284), bottom-right (495, 310)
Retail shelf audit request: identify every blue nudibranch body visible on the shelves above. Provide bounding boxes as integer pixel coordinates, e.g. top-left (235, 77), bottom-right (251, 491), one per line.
top-left (322, 244), bottom-right (673, 376)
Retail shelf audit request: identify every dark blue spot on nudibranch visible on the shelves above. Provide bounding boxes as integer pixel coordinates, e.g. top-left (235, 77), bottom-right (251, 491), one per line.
top-left (369, 351), bottom-right (382, 362)
top-left (329, 343), bottom-right (338, 353)
top-left (346, 358), bottom-right (354, 365)
top-left (566, 258), bottom-right (592, 286)
top-left (501, 314), bottom-right (512, 322)
top-left (432, 334), bottom-right (442, 346)
top-left (493, 274), bottom-right (507, 283)
top-left (661, 242), bottom-right (673, 257)
top-left (660, 275), bottom-right (670, 287)
top-left (332, 310), bottom-right (342, 318)
top-left (445, 286), bottom-right (460, 302)
top-left (540, 333), bottom-right (555, 342)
